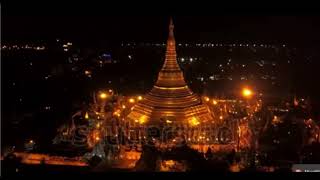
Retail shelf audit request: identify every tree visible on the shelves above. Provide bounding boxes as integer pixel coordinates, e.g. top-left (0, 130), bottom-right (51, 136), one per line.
top-left (205, 147), bottom-right (213, 160)
top-left (134, 144), bottom-right (159, 171)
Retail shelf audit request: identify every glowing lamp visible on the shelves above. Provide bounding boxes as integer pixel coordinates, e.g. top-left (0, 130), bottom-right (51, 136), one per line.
top-left (189, 117), bottom-right (200, 126)
top-left (84, 70), bottom-right (91, 75)
top-left (99, 92), bottom-right (108, 99)
top-left (212, 100), bottom-right (218, 105)
top-left (139, 115), bottom-right (147, 124)
top-left (242, 88), bottom-right (253, 98)
top-left (85, 112), bottom-right (89, 119)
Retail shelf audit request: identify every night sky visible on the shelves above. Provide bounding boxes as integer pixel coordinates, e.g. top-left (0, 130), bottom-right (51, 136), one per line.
top-left (4, 15), bottom-right (320, 46)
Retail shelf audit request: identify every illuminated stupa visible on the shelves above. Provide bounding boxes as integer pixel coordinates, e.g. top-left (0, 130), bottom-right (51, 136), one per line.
top-left (127, 18), bottom-right (212, 125)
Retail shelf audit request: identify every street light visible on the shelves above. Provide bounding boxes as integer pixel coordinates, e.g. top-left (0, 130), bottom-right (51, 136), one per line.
top-left (129, 98), bottom-right (135, 103)
top-left (99, 92), bottom-right (108, 99)
top-left (242, 88), bottom-right (253, 98)
top-left (212, 100), bottom-right (218, 105)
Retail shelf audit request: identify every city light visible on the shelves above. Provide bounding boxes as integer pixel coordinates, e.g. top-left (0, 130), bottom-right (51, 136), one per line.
top-left (242, 88), bottom-right (253, 98)
top-left (113, 110), bottom-right (121, 117)
top-left (139, 115), bottom-right (147, 124)
top-left (129, 98), bottom-right (135, 103)
top-left (99, 92), bottom-right (108, 99)
top-left (212, 100), bottom-right (218, 105)
top-left (137, 96), bottom-right (143, 101)
top-left (166, 120), bottom-right (172, 124)
top-left (85, 112), bottom-right (89, 119)
top-left (189, 117), bottom-right (200, 126)
top-left (272, 115), bottom-right (281, 124)
top-left (204, 97), bottom-right (210, 102)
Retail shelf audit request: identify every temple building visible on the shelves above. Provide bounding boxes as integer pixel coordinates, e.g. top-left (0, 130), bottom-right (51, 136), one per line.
top-left (127, 18), bottom-right (213, 126)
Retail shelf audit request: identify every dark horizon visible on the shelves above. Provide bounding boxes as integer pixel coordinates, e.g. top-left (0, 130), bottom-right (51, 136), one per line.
top-left (4, 16), bottom-right (320, 46)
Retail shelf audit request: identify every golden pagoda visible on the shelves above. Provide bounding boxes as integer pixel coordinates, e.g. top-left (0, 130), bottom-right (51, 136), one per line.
top-left (127, 18), bottom-right (212, 126)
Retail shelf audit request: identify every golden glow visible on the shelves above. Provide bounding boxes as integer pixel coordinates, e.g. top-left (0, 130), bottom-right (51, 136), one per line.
top-left (13, 152), bottom-right (88, 166)
top-left (166, 120), bottom-right (172, 124)
top-left (84, 70), bottom-right (91, 75)
top-left (85, 112), bottom-right (89, 119)
top-left (164, 160), bottom-right (175, 166)
top-left (95, 137), bottom-right (100, 141)
top-left (113, 112), bottom-right (120, 117)
top-left (139, 115), bottom-right (147, 124)
top-left (212, 100), bottom-right (218, 105)
top-left (122, 105), bottom-right (126, 109)
top-left (154, 85), bottom-right (187, 90)
top-left (229, 164), bottom-right (241, 172)
top-left (99, 92), bottom-right (108, 99)
top-left (113, 109), bottom-right (121, 117)
top-left (129, 98), bottom-right (135, 103)
top-left (219, 116), bottom-right (223, 120)
top-left (108, 89), bottom-right (113, 93)
top-left (272, 115), bottom-right (281, 124)
top-left (29, 140), bottom-right (34, 144)
top-left (189, 117), bottom-right (200, 126)
top-left (242, 88), bottom-right (253, 98)
top-left (204, 97), bottom-right (210, 102)
top-left (137, 96), bottom-right (143, 101)
top-left (96, 123), bottom-right (100, 128)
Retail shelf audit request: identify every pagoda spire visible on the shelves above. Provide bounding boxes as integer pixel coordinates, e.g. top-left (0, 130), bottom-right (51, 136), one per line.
top-left (161, 17), bottom-right (181, 72)
top-left (168, 17), bottom-right (174, 42)
top-left (154, 17), bottom-right (187, 87)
